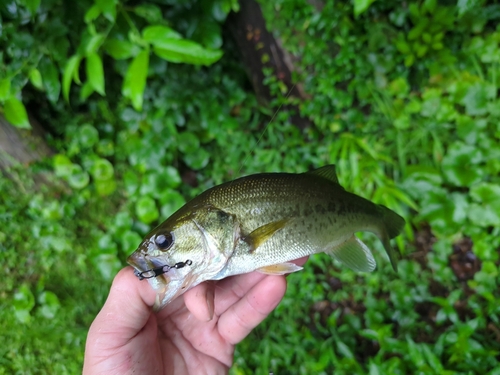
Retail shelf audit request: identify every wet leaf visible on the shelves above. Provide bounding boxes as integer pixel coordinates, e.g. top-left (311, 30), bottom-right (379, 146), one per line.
top-left (39, 58), bottom-right (60, 103)
top-left (103, 38), bottom-right (139, 60)
top-left (152, 39), bottom-right (223, 65)
top-left (86, 53), bottom-right (105, 95)
top-left (143, 25), bottom-right (182, 42)
top-left (353, 0), bottom-right (376, 17)
top-left (4, 97), bottom-right (30, 129)
top-left (28, 68), bottom-right (44, 90)
top-left (122, 49), bottom-right (149, 111)
top-left (62, 55), bottom-right (81, 101)
top-left (0, 78), bottom-right (10, 100)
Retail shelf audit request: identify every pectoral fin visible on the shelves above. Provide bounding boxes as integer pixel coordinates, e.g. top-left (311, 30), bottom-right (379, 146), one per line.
top-left (244, 218), bottom-right (290, 253)
top-left (326, 236), bottom-right (376, 272)
top-left (257, 262), bottom-right (303, 275)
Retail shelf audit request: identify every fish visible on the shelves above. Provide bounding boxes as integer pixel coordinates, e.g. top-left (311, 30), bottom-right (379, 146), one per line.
top-left (127, 165), bottom-right (405, 310)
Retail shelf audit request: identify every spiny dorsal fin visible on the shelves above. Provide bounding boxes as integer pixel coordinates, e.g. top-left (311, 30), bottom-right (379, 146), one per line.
top-left (306, 165), bottom-right (341, 185)
top-left (244, 218), bottom-right (290, 253)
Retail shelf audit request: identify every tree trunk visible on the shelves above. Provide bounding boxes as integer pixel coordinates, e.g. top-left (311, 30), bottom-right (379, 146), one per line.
top-left (225, 0), bottom-right (311, 129)
top-left (0, 114), bottom-right (52, 170)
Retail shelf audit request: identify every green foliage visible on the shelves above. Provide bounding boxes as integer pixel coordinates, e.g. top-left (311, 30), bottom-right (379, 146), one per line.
top-left (2, 0), bottom-right (500, 374)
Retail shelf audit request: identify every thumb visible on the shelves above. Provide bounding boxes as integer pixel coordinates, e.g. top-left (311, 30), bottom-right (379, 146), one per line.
top-left (85, 267), bottom-right (156, 349)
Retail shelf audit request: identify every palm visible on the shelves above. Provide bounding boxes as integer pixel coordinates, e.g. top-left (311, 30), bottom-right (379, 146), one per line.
top-left (83, 266), bottom-right (296, 375)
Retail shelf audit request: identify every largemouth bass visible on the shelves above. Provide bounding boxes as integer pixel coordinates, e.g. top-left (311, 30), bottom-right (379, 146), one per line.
top-left (127, 165), bottom-right (405, 310)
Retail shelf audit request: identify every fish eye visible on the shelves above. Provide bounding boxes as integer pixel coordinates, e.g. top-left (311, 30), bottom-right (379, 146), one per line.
top-left (154, 233), bottom-right (173, 251)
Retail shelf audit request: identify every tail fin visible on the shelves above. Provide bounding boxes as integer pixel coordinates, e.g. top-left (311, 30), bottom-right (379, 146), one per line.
top-left (377, 205), bottom-right (406, 271)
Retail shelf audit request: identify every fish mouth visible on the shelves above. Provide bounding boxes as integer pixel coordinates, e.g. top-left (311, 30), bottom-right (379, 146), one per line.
top-left (127, 251), bottom-right (197, 311)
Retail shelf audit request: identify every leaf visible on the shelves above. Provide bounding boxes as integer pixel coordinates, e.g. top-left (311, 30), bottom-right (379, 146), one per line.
top-left (95, 179), bottom-right (116, 196)
top-left (461, 82), bottom-right (495, 116)
top-left (4, 97), bottom-right (30, 129)
top-left (134, 4), bottom-right (163, 23)
top-left (62, 55), bottom-right (81, 102)
top-left (38, 291), bottom-right (61, 319)
top-left (164, 166), bottom-right (181, 188)
top-left (442, 142), bottom-right (483, 187)
top-left (13, 284), bottom-right (35, 323)
top-left (67, 165), bottom-right (90, 189)
top-left (122, 49), bottom-right (149, 111)
top-left (18, 0), bottom-right (40, 14)
top-left (96, 0), bottom-right (116, 22)
top-left (84, 4), bottom-right (101, 23)
top-left (77, 124), bottom-right (99, 148)
top-left (103, 39), bottom-right (139, 60)
top-left (159, 190), bottom-right (185, 218)
top-left (80, 81), bottom-right (95, 101)
top-left (90, 158), bottom-right (114, 180)
top-left (153, 40), bottom-right (223, 65)
top-left (177, 132), bottom-right (200, 153)
top-left (86, 53), bottom-right (105, 95)
top-left (143, 25), bottom-right (182, 43)
top-left (192, 19), bottom-right (223, 49)
top-left (39, 58), bottom-right (60, 103)
top-left (0, 78), bottom-right (10, 100)
top-left (467, 183), bottom-right (500, 227)
top-left (28, 69), bottom-right (44, 90)
top-left (135, 196), bottom-right (159, 224)
top-left (183, 149), bottom-right (210, 170)
top-left (353, 0), bottom-right (377, 17)
top-left (85, 34), bottom-right (106, 55)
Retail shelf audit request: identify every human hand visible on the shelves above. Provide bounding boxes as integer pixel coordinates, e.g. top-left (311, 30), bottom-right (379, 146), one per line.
top-left (83, 259), bottom-right (306, 375)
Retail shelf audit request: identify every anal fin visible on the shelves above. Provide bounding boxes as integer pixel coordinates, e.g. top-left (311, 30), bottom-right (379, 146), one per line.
top-left (326, 236), bottom-right (377, 272)
top-left (257, 262), bottom-right (303, 275)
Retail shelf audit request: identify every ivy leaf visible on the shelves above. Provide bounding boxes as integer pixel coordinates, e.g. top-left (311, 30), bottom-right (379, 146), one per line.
top-left (153, 40), bottom-right (223, 65)
top-left (122, 49), bottom-right (149, 111)
top-left (103, 39), bottom-right (139, 60)
top-left (86, 53), bottom-right (105, 95)
top-left (39, 58), bottom-right (60, 103)
top-left (4, 97), bottom-right (31, 129)
top-left (62, 55), bottom-right (81, 101)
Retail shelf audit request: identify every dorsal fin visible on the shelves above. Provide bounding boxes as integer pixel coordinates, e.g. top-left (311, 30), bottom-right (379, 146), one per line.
top-left (306, 165), bottom-right (341, 184)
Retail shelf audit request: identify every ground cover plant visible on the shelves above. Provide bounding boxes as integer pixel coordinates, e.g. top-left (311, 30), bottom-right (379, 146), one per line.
top-left (1, 0), bottom-right (500, 374)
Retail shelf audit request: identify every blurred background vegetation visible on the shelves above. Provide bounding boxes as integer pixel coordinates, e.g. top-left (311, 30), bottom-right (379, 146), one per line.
top-left (1, 0), bottom-right (500, 373)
